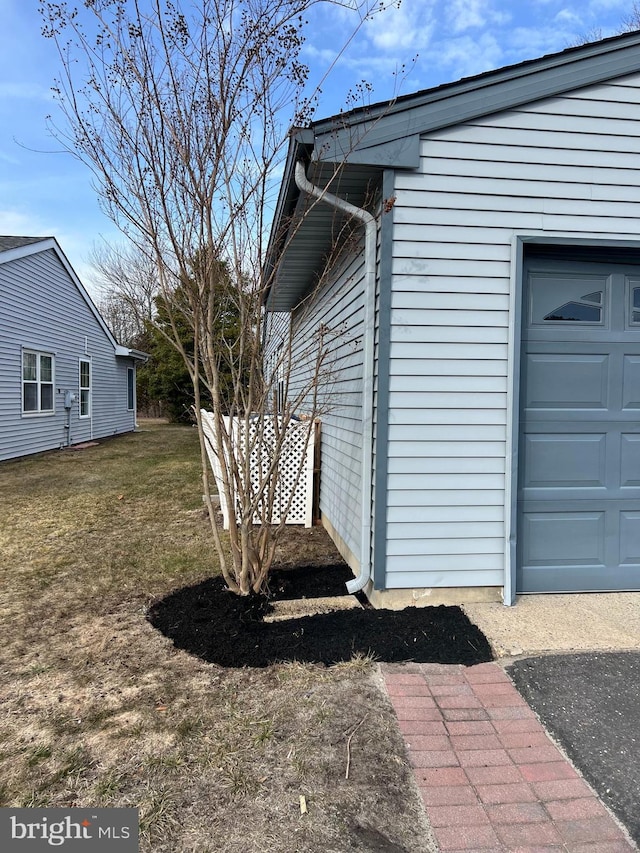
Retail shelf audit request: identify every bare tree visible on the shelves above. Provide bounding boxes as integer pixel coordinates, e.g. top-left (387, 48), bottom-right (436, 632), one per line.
top-left (568, 2), bottom-right (640, 46)
top-left (566, 26), bottom-right (604, 47)
top-left (620, 1), bottom-right (640, 32)
top-left (40, 0), bottom-right (381, 595)
top-left (90, 242), bottom-right (159, 346)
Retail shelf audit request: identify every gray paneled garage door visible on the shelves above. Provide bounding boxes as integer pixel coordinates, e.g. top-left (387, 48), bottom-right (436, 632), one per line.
top-left (518, 256), bottom-right (640, 593)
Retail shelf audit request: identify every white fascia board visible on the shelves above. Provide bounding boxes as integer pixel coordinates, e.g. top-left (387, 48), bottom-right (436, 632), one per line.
top-left (115, 345), bottom-right (149, 362)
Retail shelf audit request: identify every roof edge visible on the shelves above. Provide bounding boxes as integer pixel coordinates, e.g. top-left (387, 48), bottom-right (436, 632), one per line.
top-left (311, 29), bottom-right (640, 164)
top-left (314, 28), bottom-right (640, 132)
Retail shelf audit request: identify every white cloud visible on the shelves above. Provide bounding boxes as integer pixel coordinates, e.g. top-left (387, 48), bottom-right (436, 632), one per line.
top-left (434, 31), bottom-right (504, 80)
top-left (363, 0), bottom-right (437, 52)
top-left (447, 0), bottom-right (486, 33)
top-left (304, 44), bottom-right (339, 65)
top-left (0, 208), bottom-right (52, 237)
top-left (505, 25), bottom-right (572, 58)
top-left (446, 0), bottom-right (512, 35)
top-left (0, 150), bottom-right (20, 165)
top-left (555, 8), bottom-right (583, 24)
top-left (0, 82), bottom-right (52, 101)
top-left (588, 0), bottom-right (628, 10)
top-left (304, 1), bottom-right (441, 110)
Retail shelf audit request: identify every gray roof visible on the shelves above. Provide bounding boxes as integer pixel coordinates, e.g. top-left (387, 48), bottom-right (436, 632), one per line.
top-left (265, 29), bottom-right (640, 311)
top-left (310, 28), bottom-right (640, 168)
top-left (0, 236), bottom-right (51, 253)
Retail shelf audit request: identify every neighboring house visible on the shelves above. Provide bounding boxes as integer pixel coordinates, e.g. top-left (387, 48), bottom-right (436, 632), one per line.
top-left (265, 31), bottom-right (640, 606)
top-left (0, 236), bottom-right (147, 462)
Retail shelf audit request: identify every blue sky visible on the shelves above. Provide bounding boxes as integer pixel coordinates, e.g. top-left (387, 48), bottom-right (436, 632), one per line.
top-left (0, 0), bottom-right (635, 292)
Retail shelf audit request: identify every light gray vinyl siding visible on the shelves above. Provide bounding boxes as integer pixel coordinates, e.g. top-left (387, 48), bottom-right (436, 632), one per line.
top-left (385, 71), bottom-right (640, 589)
top-left (0, 248), bottom-right (136, 462)
top-left (288, 246), bottom-right (367, 563)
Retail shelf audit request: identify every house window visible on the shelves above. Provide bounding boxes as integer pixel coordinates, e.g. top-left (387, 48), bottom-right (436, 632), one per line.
top-left (79, 359), bottom-right (91, 418)
top-left (22, 350), bottom-right (54, 414)
top-left (127, 368), bottom-right (135, 411)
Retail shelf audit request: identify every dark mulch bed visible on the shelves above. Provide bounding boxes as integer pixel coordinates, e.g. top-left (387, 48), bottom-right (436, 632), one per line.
top-left (148, 563), bottom-right (493, 668)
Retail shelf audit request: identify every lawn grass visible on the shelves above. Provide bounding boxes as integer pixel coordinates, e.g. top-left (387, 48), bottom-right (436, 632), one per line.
top-left (0, 422), bottom-right (433, 852)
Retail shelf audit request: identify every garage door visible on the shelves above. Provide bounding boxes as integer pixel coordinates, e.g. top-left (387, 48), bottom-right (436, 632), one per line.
top-left (517, 256), bottom-right (640, 593)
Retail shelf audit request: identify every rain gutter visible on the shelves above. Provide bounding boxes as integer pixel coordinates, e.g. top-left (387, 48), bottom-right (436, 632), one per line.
top-left (294, 161), bottom-right (376, 594)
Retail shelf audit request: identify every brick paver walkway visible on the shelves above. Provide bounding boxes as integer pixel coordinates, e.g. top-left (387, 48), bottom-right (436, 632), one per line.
top-left (382, 662), bottom-right (637, 852)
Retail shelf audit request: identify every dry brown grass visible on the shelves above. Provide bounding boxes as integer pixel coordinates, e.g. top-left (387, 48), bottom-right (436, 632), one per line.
top-left (0, 422), bottom-right (435, 852)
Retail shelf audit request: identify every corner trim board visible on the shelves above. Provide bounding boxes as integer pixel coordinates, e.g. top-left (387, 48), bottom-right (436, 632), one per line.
top-left (372, 170), bottom-right (395, 590)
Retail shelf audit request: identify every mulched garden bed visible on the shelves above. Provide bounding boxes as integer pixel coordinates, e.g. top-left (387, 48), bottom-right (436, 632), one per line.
top-left (147, 562), bottom-right (493, 668)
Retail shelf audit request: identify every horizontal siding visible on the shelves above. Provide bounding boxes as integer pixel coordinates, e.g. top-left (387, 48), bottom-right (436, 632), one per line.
top-left (433, 121), bottom-right (640, 155)
top-left (384, 569), bottom-right (504, 588)
top-left (388, 520), bottom-right (504, 538)
top-left (387, 537), bottom-right (504, 556)
top-left (393, 190), bottom-right (640, 218)
top-left (420, 137), bottom-right (640, 169)
top-left (387, 504), bottom-right (504, 523)
top-left (390, 343), bottom-right (508, 360)
top-left (387, 489), bottom-right (504, 507)
top-left (404, 157), bottom-right (640, 187)
top-left (388, 457), bottom-right (505, 474)
top-left (388, 409), bottom-right (505, 425)
top-left (392, 289), bottom-right (510, 311)
top-left (389, 440), bottom-right (505, 458)
top-left (0, 249), bottom-right (136, 462)
top-left (392, 308), bottom-right (508, 326)
top-left (387, 554), bottom-right (503, 571)
top-left (390, 375), bottom-right (507, 392)
top-left (385, 72), bottom-right (640, 590)
top-left (447, 106), bottom-right (640, 138)
top-left (388, 473), bottom-right (504, 490)
top-left (396, 175), bottom-right (640, 204)
top-left (394, 241), bottom-right (510, 262)
top-left (389, 391), bottom-right (506, 408)
top-left (388, 424), bottom-right (507, 441)
top-left (288, 245), bottom-right (367, 562)
top-left (389, 359), bottom-right (507, 377)
top-left (390, 327), bottom-right (507, 344)
top-left (393, 257), bottom-right (510, 277)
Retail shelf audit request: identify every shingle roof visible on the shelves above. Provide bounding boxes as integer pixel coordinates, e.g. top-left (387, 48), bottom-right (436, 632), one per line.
top-left (0, 236), bottom-right (51, 252)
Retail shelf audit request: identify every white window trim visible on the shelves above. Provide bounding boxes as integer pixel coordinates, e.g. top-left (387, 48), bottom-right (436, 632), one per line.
top-left (22, 349), bottom-right (55, 417)
top-left (79, 357), bottom-right (92, 419)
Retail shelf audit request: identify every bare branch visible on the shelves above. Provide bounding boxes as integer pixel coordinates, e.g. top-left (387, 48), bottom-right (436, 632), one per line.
top-left (40, 0), bottom-right (383, 595)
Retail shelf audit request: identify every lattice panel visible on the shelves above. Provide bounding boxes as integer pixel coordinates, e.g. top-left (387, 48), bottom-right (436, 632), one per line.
top-left (200, 411), bottom-right (316, 529)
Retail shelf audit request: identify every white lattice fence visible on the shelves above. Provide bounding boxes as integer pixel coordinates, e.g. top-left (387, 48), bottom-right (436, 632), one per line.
top-left (200, 410), bottom-right (316, 529)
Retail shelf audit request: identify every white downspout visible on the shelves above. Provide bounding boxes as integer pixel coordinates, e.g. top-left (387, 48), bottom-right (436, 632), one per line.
top-left (294, 161), bottom-right (376, 594)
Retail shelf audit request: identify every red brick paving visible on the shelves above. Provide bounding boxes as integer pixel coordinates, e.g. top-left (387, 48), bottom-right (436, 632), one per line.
top-left (382, 663), bottom-right (637, 852)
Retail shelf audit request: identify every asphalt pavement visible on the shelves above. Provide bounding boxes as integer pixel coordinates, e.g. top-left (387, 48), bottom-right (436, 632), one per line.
top-left (507, 651), bottom-right (640, 847)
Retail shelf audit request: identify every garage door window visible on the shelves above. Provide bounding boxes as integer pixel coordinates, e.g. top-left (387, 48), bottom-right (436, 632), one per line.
top-left (543, 291), bottom-right (603, 323)
top-left (530, 275), bottom-right (607, 326)
top-left (631, 287), bottom-right (640, 324)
